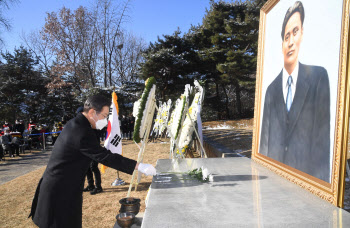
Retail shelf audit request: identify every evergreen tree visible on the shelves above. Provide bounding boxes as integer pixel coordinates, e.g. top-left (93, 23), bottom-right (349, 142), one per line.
top-left (140, 30), bottom-right (201, 101)
top-left (0, 47), bottom-right (38, 122)
top-left (0, 46), bottom-right (46, 122)
top-left (140, 0), bottom-right (266, 119)
top-left (195, 0), bottom-right (264, 118)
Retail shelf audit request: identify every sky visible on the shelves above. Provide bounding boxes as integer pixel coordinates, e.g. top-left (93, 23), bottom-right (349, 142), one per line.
top-left (1, 0), bottom-right (211, 52)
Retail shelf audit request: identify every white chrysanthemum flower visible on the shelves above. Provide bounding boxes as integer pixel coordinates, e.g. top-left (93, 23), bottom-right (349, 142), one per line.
top-left (170, 95), bottom-right (186, 139)
top-left (158, 99), bottom-right (171, 136)
top-left (202, 167), bottom-right (210, 181)
top-left (133, 99), bottom-right (141, 118)
top-left (178, 91), bottom-right (201, 149)
top-left (152, 101), bottom-right (163, 135)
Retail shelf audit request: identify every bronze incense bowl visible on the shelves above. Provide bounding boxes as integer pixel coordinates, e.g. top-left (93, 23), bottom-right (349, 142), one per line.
top-left (116, 212), bottom-right (135, 228)
top-left (119, 197), bottom-right (141, 216)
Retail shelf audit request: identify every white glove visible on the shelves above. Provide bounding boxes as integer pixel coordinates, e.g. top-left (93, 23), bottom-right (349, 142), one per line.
top-left (138, 163), bottom-right (156, 176)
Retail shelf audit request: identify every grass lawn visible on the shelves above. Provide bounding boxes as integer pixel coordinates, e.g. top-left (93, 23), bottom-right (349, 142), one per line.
top-left (0, 139), bottom-right (170, 228)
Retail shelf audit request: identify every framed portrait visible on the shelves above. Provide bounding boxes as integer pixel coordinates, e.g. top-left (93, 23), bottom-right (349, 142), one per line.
top-left (252, 0), bottom-right (350, 206)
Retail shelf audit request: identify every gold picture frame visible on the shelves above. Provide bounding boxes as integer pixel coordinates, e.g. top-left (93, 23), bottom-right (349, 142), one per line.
top-left (252, 0), bottom-right (350, 207)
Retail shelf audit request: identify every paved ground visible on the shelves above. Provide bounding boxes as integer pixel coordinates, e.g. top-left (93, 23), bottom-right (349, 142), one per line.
top-left (0, 147), bottom-right (52, 185)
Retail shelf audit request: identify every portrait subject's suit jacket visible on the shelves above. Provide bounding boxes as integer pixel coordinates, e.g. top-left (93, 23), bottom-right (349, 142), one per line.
top-left (259, 63), bottom-right (330, 182)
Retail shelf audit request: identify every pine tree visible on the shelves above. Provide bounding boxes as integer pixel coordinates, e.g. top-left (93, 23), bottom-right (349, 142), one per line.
top-left (0, 46), bottom-right (49, 123)
top-left (140, 30), bottom-right (201, 101)
top-left (195, 0), bottom-right (264, 118)
top-left (139, 0), bottom-right (267, 119)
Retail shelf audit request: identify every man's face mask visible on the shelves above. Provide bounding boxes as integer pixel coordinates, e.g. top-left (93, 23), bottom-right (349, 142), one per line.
top-left (93, 111), bottom-right (108, 130)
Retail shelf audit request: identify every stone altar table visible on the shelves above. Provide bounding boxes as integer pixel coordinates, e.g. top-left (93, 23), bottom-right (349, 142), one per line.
top-left (142, 158), bottom-right (350, 227)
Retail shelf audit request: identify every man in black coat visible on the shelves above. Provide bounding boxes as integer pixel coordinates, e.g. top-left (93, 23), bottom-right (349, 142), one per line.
top-left (29, 94), bottom-right (156, 228)
top-left (14, 119), bottom-right (25, 135)
top-left (0, 138), bottom-right (3, 161)
top-left (259, 1), bottom-right (330, 182)
top-left (128, 113), bottom-right (135, 140)
top-left (121, 115), bottom-right (127, 139)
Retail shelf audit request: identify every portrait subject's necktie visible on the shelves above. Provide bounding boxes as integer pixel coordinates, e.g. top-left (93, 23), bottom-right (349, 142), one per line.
top-left (286, 75), bottom-right (293, 112)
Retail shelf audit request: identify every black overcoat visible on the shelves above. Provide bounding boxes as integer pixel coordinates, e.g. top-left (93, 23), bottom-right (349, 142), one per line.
top-left (29, 113), bottom-right (137, 228)
top-left (259, 63), bottom-right (330, 182)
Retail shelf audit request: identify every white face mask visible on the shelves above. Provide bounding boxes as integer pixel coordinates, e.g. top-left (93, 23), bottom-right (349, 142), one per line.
top-left (93, 111), bottom-right (108, 130)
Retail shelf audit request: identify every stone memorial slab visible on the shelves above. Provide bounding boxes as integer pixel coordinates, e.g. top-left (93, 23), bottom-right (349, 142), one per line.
top-left (142, 158), bottom-right (350, 227)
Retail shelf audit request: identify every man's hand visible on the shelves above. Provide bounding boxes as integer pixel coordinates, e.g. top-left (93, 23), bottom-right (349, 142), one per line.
top-left (137, 163), bottom-right (156, 176)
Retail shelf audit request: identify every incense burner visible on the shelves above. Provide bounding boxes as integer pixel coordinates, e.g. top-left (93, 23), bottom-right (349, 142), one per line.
top-left (116, 212), bottom-right (135, 228)
top-left (119, 197), bottom-right (141, 216)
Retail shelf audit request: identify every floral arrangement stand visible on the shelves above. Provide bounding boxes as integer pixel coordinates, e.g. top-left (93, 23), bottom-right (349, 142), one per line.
top-left (172, 102), bottom-right (188, 158)
top-left (163, 100), bottom-right (172, 136)
top-left (169, 85), bottom-right (191, 159)
top-left (183, 107), bottom-right (207, 158)
top-left (158, 99), bottom-right (172, 137)
top-left (154, 104), bottom-right (182, 159)
top-left (176, 80), bottom-right (207, 158)
top-left (151, 99), bottom-right (171, 139)
top-left (151, 101), bottom-right (162, 138)
top-left (127, 78), bottom-right (157, 197)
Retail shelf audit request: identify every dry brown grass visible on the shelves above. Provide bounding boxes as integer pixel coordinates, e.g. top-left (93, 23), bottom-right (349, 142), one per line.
top-left (0, 139), bottom-right (170, 228)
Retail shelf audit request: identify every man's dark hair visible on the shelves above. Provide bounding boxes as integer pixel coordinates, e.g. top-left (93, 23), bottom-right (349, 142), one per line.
top-left (76, 106), bottom-right (84, 114)
top-left (83, 94), bottom-right (111, 113)
top-left (281, 1), bottom-right (304, 40)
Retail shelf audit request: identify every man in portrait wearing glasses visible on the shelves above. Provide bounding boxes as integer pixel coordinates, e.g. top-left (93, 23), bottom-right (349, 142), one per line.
top-left (29, 94), bottom-right (156, 228)
top-left (259, 1), bottom-right (330, 182)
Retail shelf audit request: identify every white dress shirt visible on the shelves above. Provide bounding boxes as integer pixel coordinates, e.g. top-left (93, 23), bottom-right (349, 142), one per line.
top-left (282, 62), bottom-right (299, 104)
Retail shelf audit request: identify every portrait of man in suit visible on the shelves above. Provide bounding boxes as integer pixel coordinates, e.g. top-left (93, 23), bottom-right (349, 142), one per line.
top-left (259, 1), bottom-right (331, 182)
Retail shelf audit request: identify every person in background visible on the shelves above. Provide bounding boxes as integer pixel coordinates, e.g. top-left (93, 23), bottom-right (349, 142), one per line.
top-left (100, 126), bottom-right (107, 142)
top-left (128, 113), bottom-right (135, 140)
top-left (61, 116), bottom-right (68, 126)
top-left (1, 129), bottom-right (14, 158)
top-left (28, 119), bottom-right (36, 131)
top-left (14, 120), bottom-right (21, 132)
top-left (0, 137), bottom-right (4, 161)
top-left (11, 136), bottom-right (21, 157)
top-left (14, 120), bottom-right (25, 135)
top-left (19, 120), bottom-right (25, 134)
top-left (39, 125), bottom-right (47, 147)
top-left (30, 126), bottom-right (40, 149)
top-left (121, 115), bottom-right (127, 139)
top-left (52, 121), bottom-right (63, 145)
top-left (3, 121), bottom-right (12, 131)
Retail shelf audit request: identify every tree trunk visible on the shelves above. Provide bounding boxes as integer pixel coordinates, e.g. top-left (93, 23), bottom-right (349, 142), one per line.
top-left (104, 44), bottom-right (108, 87)
top-left (221, 84), bottom-right (230, 119)
top-left (234, 81), bottom-right (242, 118)
top-left (215, 82), bottom-right (220, 119)
top-left (108, 60), bottom-right (112, 87)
